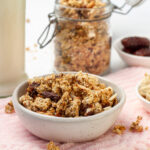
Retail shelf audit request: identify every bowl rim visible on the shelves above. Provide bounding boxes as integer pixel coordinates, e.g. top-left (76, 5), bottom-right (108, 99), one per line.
top-left (136, 81), bottom-right (150, 105)
top-left (113, 36), bottom-right (150, 60)
top-left (12, 72), bottom-right (126, 123)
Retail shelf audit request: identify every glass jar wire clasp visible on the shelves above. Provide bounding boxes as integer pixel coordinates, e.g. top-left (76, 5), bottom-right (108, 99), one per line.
top-left (37, 0), bottom-right (145, 49)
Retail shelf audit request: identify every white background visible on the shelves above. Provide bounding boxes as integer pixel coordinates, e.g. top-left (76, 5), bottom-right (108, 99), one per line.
top-left (25, 0), bottom-right (150, 78)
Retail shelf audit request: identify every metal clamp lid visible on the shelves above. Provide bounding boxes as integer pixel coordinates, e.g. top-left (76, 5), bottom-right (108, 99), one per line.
top-left (37, 13), bottom-right (57, 48)
top-left (113, 0), bottom-right (145, 15)
top-left (38, 0), bottom-right (145, 49)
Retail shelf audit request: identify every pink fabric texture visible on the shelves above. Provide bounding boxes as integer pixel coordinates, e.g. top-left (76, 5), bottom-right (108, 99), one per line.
top-left (1, 67), bottom-right (150, 150)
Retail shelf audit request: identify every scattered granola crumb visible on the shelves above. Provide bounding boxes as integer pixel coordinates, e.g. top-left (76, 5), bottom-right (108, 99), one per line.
top-left (5, 101), bottom-right (15, 114)
top-left (26, 18), bottom-right (30, 23)
top-left (113, 125), bottom-right (126, 135)
top-left (34, 43), bottom-right (38, 48)
top-left (47, 141), bottom-right (60, 150)
top-left (130, 116), bottom-right (143, 132)
top-left (145, 126), bottom-right (149, 131)
top-left (26, 47), bottom-right (30, 51)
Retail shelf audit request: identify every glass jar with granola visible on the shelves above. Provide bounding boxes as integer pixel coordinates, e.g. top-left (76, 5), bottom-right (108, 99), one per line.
top-left (53, 0), bottom-right (112, 75)
top-left (38, 0), bottom-right (143, 75)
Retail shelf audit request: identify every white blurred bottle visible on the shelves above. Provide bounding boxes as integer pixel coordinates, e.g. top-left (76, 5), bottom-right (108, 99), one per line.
top-left (0, 0), bottom-right (27, 97)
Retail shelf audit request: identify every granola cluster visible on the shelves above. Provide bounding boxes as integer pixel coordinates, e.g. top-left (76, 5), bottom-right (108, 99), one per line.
top-left (130, 116), bottom-right (143, 132)
top-left (54, 0), bottom-right (111, 75)
top-left (19, 72), bottom-right (118, 117)
top-left (113, 125), bottom-right (126, 135)
top-left (47, 141), bottom-right (60, 150)
top-left (5, 101), bottom-right (15, 114)
top-left (113, 116), bottom-right (147, 135)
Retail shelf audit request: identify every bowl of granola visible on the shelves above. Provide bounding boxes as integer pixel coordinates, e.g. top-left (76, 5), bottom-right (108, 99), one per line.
top-left (12, 71), bottom-right (125, 142)
top-left (136, 73), bottom-right (150, 113)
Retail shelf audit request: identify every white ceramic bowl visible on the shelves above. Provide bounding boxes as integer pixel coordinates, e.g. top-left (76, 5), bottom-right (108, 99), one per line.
top-left (113, 36), bottom-right (150, 67)
top-left (12, 73), bottom-right (126, 142)
top-left (136, 82), bottom-right (150, 113)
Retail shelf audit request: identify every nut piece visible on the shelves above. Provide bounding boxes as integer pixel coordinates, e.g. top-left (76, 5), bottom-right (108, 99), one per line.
top-left (113, 125), bottom-right (126, 135)
top-left (130, 116), bottom-right (143, 132)
top-left (47, 141), bottom-right (60, 150)
top-left (5, 101), bottom-right (15, 114)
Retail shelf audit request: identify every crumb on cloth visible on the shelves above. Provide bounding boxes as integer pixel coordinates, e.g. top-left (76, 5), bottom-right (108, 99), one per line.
top-left (113, 125), bottom-right (126, 135)
top-left (130, 116), bottom-right (143, 132)
top-left (47, 141), bottom-right (60, 150)
top-left (5, 101), bottom-right (15, 114)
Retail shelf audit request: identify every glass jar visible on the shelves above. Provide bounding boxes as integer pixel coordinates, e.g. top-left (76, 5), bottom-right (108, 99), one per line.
top-left (54, 0), bottom-right (112, 75)
top-left (38, 0), bottom-right (143, 75)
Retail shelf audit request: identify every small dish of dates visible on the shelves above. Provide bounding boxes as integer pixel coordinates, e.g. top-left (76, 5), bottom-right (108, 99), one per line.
top-left (121, 37), bottom-right (150, 56)
top-left (114, 35), bottom-right (150, 68)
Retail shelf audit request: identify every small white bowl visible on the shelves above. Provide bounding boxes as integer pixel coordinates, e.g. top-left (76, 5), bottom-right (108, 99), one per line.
top-left (136, 82), bottom-right (150, 113)
top-left (12, 73), bottom-right (126, 142)
top-left (113, 36), bottom-right (150, 68)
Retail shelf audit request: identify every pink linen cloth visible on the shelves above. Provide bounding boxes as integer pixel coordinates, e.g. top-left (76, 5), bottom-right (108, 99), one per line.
top-left (1, 67), bottom-right (150, 150)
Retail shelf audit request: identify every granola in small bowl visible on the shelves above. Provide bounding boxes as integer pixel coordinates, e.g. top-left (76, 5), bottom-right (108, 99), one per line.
top-left (13, 71), bottom-right (125, 142)
top-left (19, 71), bottom-right (118, 117)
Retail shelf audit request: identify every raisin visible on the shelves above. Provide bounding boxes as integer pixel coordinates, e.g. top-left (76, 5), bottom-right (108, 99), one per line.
top-left (27, 82), bottom-right (40, 98)
top-left (121, 37), bottom-right (150, 50)
top-left (42, 91), bottom-right (60, 102)
top-left (134, 48), bottom-right (150, 56)
top-left (29, 82), bottom-right (40, 89)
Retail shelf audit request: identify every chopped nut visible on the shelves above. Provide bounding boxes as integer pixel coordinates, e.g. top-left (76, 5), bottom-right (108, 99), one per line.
top-left (5, 101), bottom-right (15, 114)
top-left (113, 125), bottom-right (126, 135)
top-left (47, 141), bottom-right (60, 150)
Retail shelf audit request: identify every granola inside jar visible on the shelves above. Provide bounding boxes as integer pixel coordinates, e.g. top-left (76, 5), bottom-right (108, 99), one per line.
top-left (54, 0), bottom-right (113, 75)
top-left (38, 0), bottom-right (143, 75)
